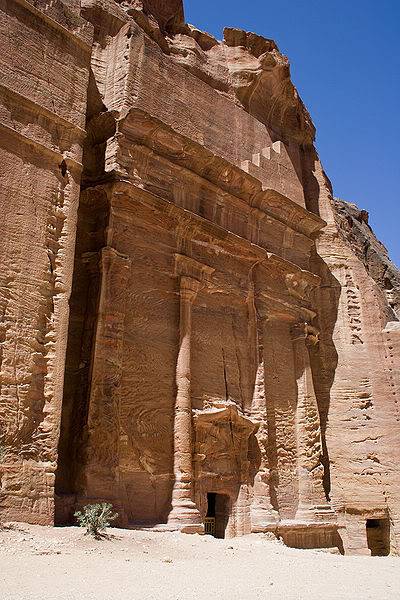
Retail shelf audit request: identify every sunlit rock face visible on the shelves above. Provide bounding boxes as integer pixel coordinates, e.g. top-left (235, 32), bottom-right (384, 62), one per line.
top-left (0, 0), bottom-right (398, 557)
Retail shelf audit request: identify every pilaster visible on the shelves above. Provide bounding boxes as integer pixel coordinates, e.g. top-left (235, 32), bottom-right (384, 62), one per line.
top-left (250, 309), bottom-right (279, 530)
top-left (168, 254), bottom-right (214, 531)
top-left (80, 247), bottom-right (131, 503)
top-left (291, 322), bottom-right (332, 520)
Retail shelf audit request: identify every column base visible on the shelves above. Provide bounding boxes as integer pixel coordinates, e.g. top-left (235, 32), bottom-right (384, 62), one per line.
top-left (167, 500), bottom-right (204, 534)
top-left (251, 504), bottom-right (280, 532)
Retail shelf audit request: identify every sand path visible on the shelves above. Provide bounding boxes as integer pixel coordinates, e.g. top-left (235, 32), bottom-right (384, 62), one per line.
top-left (0, 524), bottom-right (399, 600)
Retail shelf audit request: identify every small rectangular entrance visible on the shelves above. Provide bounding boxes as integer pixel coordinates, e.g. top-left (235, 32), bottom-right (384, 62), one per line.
top-left (366, 518), bottom-right (390, 556)
top-left (205, 493), bottom-right (229, 539)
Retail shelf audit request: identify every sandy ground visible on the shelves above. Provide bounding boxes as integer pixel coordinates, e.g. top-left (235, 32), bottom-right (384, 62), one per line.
top-left (0, 524), bottom-right (399, 600)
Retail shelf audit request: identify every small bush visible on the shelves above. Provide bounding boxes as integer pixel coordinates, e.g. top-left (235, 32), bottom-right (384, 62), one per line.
top-left (74, 503), bottom-right (118, 538)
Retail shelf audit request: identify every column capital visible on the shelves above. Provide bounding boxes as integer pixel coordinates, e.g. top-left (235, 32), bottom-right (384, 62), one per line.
top-left (175, 254), bottom-right (214, 282)
top-left (99, 246), bottom-right (131, 272)
top-left (82, 247), bottom-right (131, 276)
top-left (180, 276), bottom-right (203, 304)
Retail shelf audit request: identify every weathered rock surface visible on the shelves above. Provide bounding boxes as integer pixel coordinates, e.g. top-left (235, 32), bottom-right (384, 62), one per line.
top-left (0, 0), bottom-right (93, 523)
top-left (335, 198), bottom-right (400, 319)
top-left (0, 0), bottom-right (398, 556)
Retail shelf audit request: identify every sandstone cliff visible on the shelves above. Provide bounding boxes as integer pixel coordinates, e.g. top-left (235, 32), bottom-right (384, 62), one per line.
top-left (0, 0), bottom-right (398, 556)
top-left (334, 198), bottom-right (400, 319)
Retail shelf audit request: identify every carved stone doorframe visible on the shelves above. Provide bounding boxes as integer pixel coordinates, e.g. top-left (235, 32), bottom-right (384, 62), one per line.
top-left (193, 402), bottom-right (258, 536)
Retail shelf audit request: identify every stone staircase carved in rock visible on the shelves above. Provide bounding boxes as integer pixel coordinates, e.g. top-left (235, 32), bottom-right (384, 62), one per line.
top-left (241, 141), bottom-right (305, 208)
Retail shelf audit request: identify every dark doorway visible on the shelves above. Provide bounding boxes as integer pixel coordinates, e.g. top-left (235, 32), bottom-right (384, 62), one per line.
top-left (205, 493), bottom-right (229, 538)
top-left (366, 518), bottom-right (390, 556)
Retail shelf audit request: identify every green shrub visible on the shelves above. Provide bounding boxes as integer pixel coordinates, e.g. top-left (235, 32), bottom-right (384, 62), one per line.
top-left (74, 503), bottom-right (118, 538)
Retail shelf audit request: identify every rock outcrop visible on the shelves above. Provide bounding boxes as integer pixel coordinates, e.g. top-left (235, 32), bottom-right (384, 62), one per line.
top-left (335, 198), bottom-right (400, 319)
top-left (0, 0), bottom-right (398, 556)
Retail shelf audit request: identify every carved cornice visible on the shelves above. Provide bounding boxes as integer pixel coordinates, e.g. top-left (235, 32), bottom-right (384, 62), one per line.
top-left (251, 189), bottom-right (324, 238)
top-left (113, 185), bottom-right (321, 291)
top-left (13, 0), bottom-right (94, 51)
top-left (117, 109), bottom-right (326, 239)
top-left (110, 187), bottom-right (321, 321)
top-left (257, 292), bottom-right (317, 324)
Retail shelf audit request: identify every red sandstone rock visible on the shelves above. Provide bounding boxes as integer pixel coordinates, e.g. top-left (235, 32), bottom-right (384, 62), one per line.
top-left (0, 0), bottom-right (398, 557)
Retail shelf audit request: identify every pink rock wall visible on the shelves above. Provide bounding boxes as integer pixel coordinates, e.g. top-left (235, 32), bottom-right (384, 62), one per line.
top-left (0, 0), bottom-right (398, 556)
top-left (0, 0), bottom-right (93, 522)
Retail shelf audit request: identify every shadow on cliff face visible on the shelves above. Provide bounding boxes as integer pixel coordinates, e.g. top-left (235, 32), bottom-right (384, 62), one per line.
top-left (302, 147), bottom-right (340, 501)
top-left (54, 187), bottom-right (110, 524)
top-left (309, 253), bottom-right (341, 501)
top-left (300, 146), bottom-right (324, 218)
top-left (54, 68), bottom-right (113, 524)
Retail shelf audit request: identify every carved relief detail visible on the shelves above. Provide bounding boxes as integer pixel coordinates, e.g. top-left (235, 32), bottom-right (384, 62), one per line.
top-left (194, 404), bottom-right (257, 482)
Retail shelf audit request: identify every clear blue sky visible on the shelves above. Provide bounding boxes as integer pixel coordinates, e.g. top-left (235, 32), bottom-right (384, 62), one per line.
top-left (184, 0), bottom-right (400, 266)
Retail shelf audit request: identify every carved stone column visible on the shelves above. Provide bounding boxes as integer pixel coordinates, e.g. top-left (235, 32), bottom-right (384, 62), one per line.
top-left (168, 255), bottom-right (214, 531)
top-left (81, 246), bottom-right (131, 504)
top-left (291, 322), bottom-right (330, 520)
top-left (250, 311), bottom-right (279, 530)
